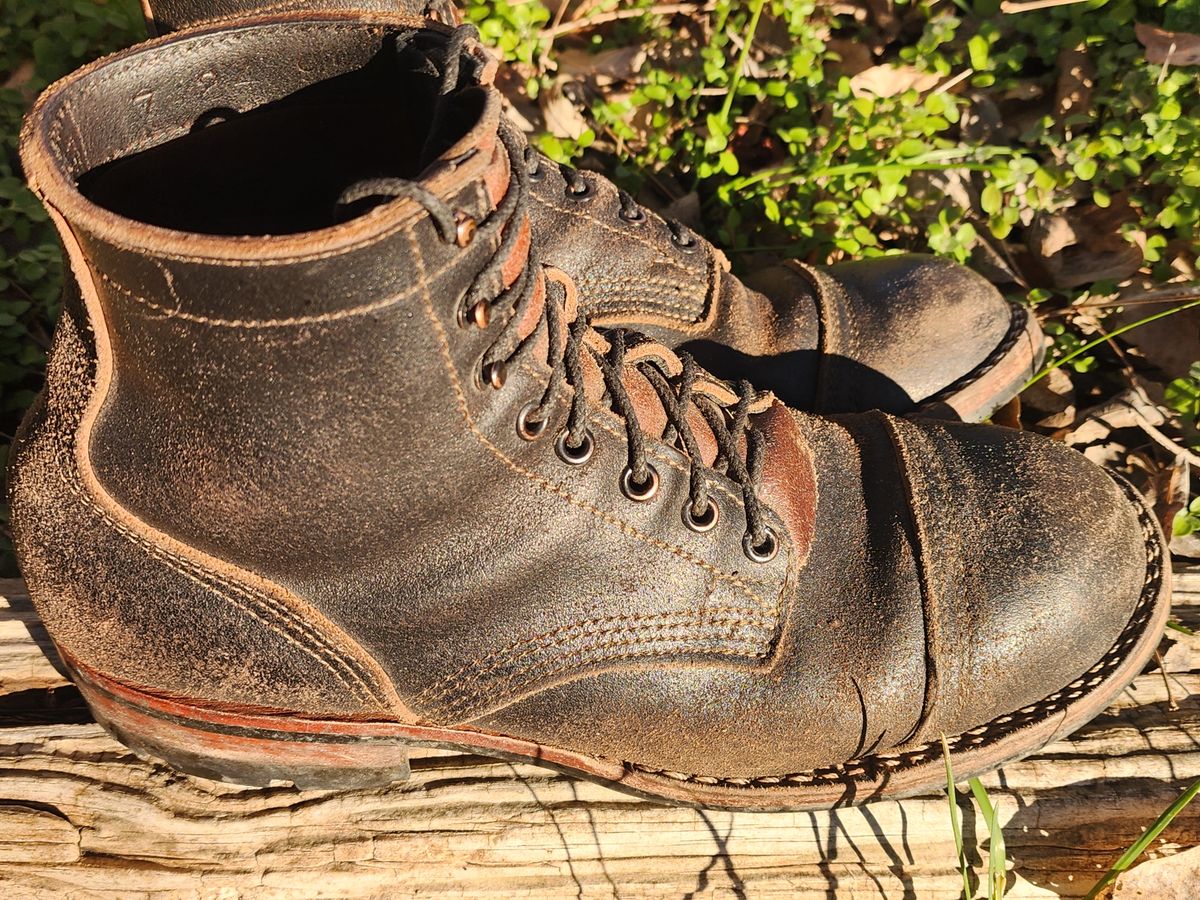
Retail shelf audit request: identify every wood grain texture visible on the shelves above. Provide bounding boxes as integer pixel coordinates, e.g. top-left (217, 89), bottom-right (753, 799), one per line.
top-left (0, 572), bottom-right (1197, 899)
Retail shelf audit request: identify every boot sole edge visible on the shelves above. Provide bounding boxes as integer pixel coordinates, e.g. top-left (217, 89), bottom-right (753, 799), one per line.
top-left (916, 301), bottom-right (1046, 424)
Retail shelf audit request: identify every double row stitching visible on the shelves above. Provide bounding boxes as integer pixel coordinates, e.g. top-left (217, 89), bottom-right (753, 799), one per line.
top-left (531, 189), bottom-right (706, 281)
top-left (418, 609), bottom-right (773, 709)
top-left (446, 630), bottom-right (767, 724)
top-left (627, 474), bottom-right (1166, 787)
top-left (412, 225), bottom-right (783, 634)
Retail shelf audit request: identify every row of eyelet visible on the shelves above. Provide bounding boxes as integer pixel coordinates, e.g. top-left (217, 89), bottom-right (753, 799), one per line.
top-left (515, 403), bottom-right (777, 562)
top-left (549, 168), bottom-right (698, 254)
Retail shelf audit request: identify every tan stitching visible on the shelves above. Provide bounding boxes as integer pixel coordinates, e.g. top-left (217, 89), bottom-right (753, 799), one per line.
top-left (419, 609), bottom-right (772, 707)
top-left (43, 322), bottom-right (386, 706)
top-left (413, 232), bottom-right (774, 616)
top-left (531, 190), bottom-right (705, 281)
top-left (49, 434), bottom-right (383, 707)
top-left (99, 264), bottom-right (430, 329)
top-left (628, 476), bottom-right (1165, 788)
top-left (448, 631), bottom-right (767, 723)
top-left (412, 232), bottom-right (768, 619)
top-left (582, 304), bottom-right (700, 324)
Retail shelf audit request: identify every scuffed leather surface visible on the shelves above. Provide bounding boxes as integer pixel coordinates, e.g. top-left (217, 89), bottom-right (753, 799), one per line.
top-left (526, 163), bottom-right (1019, 414)
top-left (747, 256), bottom-right (1017, 413)
top-left (886, 415), bottom-right (1147, 742)
top-left (143, 0), bottom-right (458, 33)
top-left (10, 290), bottom-right (393, 716)
top-left (13, 14), bottom-right (1153, 778)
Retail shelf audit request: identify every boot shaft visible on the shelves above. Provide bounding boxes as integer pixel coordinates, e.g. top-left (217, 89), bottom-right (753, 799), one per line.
top-left (14, 13), bottom-right (804, 731)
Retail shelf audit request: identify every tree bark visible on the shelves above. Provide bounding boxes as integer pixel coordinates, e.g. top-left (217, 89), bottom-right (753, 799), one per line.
top-left (1, 571), bottom-right (1197, 898)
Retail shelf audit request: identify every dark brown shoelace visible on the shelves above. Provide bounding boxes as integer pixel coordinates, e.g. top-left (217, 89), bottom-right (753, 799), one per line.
top-left (337, 25), bottom-right (778, 563)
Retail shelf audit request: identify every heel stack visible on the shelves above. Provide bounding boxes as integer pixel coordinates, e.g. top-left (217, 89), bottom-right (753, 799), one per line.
top-left (63, 653), bottom-right (412, 789)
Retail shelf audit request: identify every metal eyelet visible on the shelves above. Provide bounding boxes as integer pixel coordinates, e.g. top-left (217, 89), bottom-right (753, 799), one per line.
top-left (742, 527), bottom-right (779, 563)
top-left (455, 213), bottom-right (477, 247)
top-left (555, 429), bottom-right (595, 465)
top-left (620, 465), bottom-right (660, 502)
top-left (482, 360), bottom-right (507, 390)
top-left (456, 300), bottom-right (490, 330)
top-left (682, 499), bottom-right (720, 533)
top-left (528, 162), bottom-right (544, 182)
top-left (671, 230), bottom-right (699, 252)
top-left (516, 403), bottom-right (549, 441)
top-left (564, 179), bottom-right (594, 202)
top-left (619, 207), bottom-right (647, 225)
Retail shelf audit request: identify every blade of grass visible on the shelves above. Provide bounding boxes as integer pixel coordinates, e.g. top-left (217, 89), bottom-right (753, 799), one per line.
top-left (1166, 619), bottom-right (1195, 635)
top-left (1024, 299), bottom-right (1200, 390)
top-left (942, 735), bottom-right (972, 900)
top-left (1083, 776), bottom-right (1200, 900)
top-left (715, 0), bottom-right (767, 131)
top-left (968, 777), bottom-right (1007, 900)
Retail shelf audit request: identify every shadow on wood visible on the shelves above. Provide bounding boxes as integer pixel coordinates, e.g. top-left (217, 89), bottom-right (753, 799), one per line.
top-left (0, 572), bottom-right (1197, 897)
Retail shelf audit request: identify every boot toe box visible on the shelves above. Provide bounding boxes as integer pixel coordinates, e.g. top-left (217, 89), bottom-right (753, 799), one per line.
top-left (889, 417), bottom-right (1159, 738)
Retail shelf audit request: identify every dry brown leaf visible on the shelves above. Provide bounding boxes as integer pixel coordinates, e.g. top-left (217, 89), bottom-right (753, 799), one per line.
top-left (539, 80), bottom-right (589, 141)
top-left (662, 192), bottom-right (703, 231)
top-left (1136, 23), bottom-right (1200, 66)
top-left (1023, 365), bottom-right (1076, 429)
top-left (826, 38), bottom-right (874, 77)
top-left (849, 65), bottom-right (939, 98)
top-left (1028, 203), bottom-right (1146, 288)
top-left (1111, 303), bottom-right (1200, 381)
top-left (556, 45), bottom-right (647, 85)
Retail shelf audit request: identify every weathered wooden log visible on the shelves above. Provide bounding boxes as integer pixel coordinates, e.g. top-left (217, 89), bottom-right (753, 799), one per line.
top-left (0, 572), bottom-right (1197, 898)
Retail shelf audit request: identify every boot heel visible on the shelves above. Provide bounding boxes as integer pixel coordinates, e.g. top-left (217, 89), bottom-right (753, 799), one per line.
top-left (64, 654), bottom-right (412, 790)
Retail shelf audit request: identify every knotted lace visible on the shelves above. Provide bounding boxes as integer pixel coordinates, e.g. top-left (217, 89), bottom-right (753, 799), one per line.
top-left (336, 25), bottom-right (777, 559)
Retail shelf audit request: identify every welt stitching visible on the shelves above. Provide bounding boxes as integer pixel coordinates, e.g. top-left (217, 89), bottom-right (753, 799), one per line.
top-left (419, 610), bottom-right (771, 707)
top-left (412, 230), bottom-right (775, 614)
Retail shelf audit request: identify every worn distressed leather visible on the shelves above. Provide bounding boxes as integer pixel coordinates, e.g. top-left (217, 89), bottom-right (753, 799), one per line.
top-left (137, 0), bottom-right (1040, 420)
top-left (13, 14), bottom-right (1154, 781)
top-left (527, 158), bottom-right (1032, 415)
top-left (142, 0), bottom-right (458, 32)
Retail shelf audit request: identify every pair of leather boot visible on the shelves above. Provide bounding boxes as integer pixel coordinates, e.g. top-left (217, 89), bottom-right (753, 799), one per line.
top-left (10, 10), bottom-right (1169, 810)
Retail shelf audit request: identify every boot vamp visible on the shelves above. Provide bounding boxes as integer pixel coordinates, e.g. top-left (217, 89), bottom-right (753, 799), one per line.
top-left (474, 416), bottom-right (1150, 780)
top-left (474, 412), bottom-right (932, 778)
